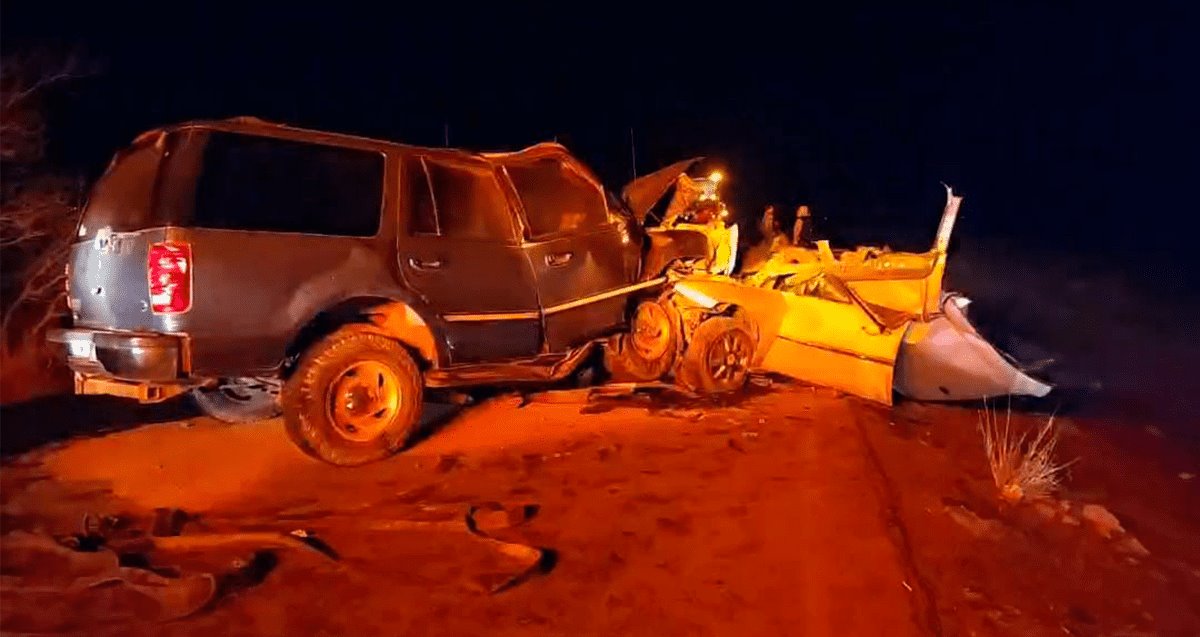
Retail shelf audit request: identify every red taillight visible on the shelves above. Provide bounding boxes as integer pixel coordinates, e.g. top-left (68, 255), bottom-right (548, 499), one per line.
top-left (148, 241), bottom-right (192, 314)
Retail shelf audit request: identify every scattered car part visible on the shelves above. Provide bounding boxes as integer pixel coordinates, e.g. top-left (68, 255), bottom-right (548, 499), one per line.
top-left (362, 502), bottom-right (554, 594)
top-left (190, 377), bottom-right (281, 423)
top-left (464, 503), bottom-right (557, 594)
top-left (894, 295), bottom-right (1052, 401)
top-left (621, 158), bottom-right (702, 219)
top-left (669, 185), bottom-right (1051, 404)
top-left (0, 530), bottom-right (219, 631)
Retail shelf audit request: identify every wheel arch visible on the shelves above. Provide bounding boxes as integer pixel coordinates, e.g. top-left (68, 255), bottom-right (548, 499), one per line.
top-left (283, 296), bottom-right (444, 377)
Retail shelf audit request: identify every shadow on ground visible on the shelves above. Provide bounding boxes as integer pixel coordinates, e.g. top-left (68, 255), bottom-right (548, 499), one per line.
top-left (0, 394), bottom-right (199, 458)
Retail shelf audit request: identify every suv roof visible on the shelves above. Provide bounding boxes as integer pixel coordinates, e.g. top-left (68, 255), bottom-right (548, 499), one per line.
top-left (134, 116), bottom-right (585, 172)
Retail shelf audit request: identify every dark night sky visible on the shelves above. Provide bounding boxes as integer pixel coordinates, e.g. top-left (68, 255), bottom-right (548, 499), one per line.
top-left (4, 2), bottom-right (1198, 286)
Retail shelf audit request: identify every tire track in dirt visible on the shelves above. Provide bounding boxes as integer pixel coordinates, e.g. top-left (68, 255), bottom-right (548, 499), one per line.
top-left (849, 403), bottom-right (944, 637)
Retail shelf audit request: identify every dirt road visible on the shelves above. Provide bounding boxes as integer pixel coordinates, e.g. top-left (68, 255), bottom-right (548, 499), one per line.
top-left (2, 382), bottom-right (1198, 636)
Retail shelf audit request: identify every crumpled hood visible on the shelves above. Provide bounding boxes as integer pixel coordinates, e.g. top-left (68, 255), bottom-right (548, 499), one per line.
top-left (621, 158), bottom-right (704, 223)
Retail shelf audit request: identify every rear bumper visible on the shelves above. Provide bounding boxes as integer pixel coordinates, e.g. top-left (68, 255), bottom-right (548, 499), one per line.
top-left (47, 328), bottom-right (195, 403)
top-left (47, 328), bottom-right (186, 381)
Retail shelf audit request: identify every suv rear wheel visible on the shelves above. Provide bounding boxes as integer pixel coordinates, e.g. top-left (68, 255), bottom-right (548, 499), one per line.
top-left (191, 378), bottom-right (281, 423)
top-left (282, 326), bottom-right (423, 466)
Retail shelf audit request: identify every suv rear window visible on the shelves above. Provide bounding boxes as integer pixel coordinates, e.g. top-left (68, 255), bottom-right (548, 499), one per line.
top-left (192, 132), bottom-right (384, 236)
top-left (76, 136), bottom-right (168, 240)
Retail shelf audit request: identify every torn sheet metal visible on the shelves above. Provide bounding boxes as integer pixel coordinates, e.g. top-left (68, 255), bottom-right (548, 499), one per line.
top-left (894, 295), bottom-right (1052, 401)
top-left (760, 288), bottom-right (905, 405)
top-left (645, 169), bottom-right (740, 275)
top-left (743, 185), bottom-right (962, 319)
top-left (621, 158), bottom-right (705, 223)
top-left (666, 185), bottom-right (1049, 404)
top-left (671, 273), bottom-right (905, 405)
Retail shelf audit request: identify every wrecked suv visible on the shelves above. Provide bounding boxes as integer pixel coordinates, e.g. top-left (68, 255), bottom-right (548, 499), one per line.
top-left (48, 118), bottom-right (739, 465)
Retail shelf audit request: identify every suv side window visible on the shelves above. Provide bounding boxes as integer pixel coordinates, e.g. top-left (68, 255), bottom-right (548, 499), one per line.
top-left (416, 157), bottom-right (515, 242)
top-left (504, 157), bottom-right (608, 239)
top-left (193, 132), bottom-right (384, 236)
top-left (404, 157), bottom-right (439, 235)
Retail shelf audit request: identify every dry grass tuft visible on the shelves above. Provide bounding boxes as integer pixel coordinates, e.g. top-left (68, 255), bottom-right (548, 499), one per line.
top-left (979, 404), bottom-right (1074, 503)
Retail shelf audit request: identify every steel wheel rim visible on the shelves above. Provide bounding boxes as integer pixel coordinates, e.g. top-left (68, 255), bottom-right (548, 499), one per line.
top-left (326, 361), bottom-right (401, 442)
top-left (705, 329), bottom-right (751, 383)
top-left (631, 302), bottom-right (672, 360)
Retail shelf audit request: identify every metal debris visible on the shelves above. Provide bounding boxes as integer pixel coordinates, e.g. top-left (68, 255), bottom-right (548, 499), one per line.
top-left (666, 185), bottom-right (1053, 404)
top-left (0, 530), bottom-right (221, 631)
top-left (464, 503), bottom-right (556, 594)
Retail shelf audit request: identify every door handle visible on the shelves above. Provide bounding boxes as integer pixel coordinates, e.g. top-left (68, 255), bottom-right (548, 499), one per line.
top-left (545, 251), bottom-right (573, 267)
top-left (408, 257), bottom-right (443, 270)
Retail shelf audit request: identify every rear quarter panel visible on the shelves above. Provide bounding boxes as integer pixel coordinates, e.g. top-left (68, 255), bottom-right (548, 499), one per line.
top-left (177, 229), bottom-right (423, 376)
top-left (74, 226), bottom-right (443, 377)
top-left (70, 228), bottom-right (171, 333)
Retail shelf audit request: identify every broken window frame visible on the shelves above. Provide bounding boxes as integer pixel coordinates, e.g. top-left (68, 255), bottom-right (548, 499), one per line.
top-left (502, 156), bottom-right (611, 242)
top-left (405, 156), bottom-right (441, 236)
top-left (410, 155), bottom-right (520, 243)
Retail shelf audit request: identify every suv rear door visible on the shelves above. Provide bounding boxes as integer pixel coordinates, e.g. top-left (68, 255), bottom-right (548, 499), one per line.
top-left (397, 155), bottom-right (541, 364)
top-left (502, 153), bottom-right (642, 353)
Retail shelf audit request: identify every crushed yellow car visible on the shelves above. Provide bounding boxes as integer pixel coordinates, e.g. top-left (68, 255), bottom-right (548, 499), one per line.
top-left (666, 186), bottom-right (1051, 405)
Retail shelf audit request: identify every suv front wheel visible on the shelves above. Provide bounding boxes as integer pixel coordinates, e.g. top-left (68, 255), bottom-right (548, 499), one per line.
top-left (282, 326), bottom-right (423, 466)
top-left (603, 300), bottom-right (680, 382)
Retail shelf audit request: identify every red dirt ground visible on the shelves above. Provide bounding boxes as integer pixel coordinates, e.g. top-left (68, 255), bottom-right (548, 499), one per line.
top-left (2, 381), bottom-right (1198, 636)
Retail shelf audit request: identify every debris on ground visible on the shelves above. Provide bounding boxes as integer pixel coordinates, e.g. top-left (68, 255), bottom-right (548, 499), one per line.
top-left (659, 408), bottom-right (705, 421)
top-left (1032, 500), bottom-right (1059, 522)
top-left (526, 388), bottom-right (595, 405)
top-left (359, 501), bottom-right (553, 594)
top-left (1116, 536), bottom-right (1152, 557)
top-left (465, 503), bottom-right (556, 593)
top-left (466, 502), bottom-right (540, 534)
top-left (1081, 504), bottom-right (1126, 539)
top-left (130, 530), bottom-right (340, 561)
top-left (0, 502), bottom-right (349, 633)
top-left (945, 505), bottom-right (1006, 540)
top-left (0, 529), bottom-right (218, 632)
top-left (0, 495), bottom-right (558, 630)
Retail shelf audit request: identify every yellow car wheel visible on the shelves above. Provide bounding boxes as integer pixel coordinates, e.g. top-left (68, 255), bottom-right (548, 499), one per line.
top-left (676, 316), bottom-right (756, 394)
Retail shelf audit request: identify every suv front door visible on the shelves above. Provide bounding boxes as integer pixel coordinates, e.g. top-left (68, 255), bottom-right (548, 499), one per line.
top-left (397, 155), bottom-right (541, 364)
top-left (502, 153), bottom-right (642, 353)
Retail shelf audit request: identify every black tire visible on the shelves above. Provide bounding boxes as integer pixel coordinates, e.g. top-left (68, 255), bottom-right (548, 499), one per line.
top-left (190, 380), bottom-right (281, 423)
top-left (282, 326), bottom-right (423, 466)
top-left (603, 300), bottom-right (680, 382)
top-left (675, 316), bottom-right (756, 394)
